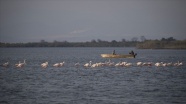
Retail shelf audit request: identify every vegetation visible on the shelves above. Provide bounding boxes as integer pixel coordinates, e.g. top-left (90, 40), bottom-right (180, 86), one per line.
top-left (0, 39), bottom-right (137, 47)
top-left (136, 37), bottom-right (186, 49)
top-left (0, 37), bottom-right (186, 49)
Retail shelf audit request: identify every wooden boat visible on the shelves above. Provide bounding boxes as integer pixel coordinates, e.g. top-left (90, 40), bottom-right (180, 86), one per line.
top-left (101, 54), bottom-right (137, 58)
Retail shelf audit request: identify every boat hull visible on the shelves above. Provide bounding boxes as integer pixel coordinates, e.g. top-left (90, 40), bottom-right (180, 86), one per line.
top-left (101, 54), bottom-right (135, 58)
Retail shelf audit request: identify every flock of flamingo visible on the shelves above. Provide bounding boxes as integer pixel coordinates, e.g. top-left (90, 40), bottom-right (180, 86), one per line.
top-left (0, 59), bottom-right (184, 69)
top-left (81, 61), bottom-right (183, 67)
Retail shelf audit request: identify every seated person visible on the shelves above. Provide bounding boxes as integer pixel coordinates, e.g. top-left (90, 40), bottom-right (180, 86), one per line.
top-left (129, 50), bottom-right (134, 55)
top-left (112, 50), bottom-right (116, 55)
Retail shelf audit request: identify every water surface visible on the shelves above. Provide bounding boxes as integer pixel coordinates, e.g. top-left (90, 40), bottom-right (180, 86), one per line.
top-left (0, 47), bottom-right (186, 104)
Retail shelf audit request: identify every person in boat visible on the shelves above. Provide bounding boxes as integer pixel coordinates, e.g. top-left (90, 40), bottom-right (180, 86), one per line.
top-left (129, 50), bottom-right (134, 55)
top-left (129, 50), bottom-right (137, 58)
top-left (112, 50), bottom-right (116, 55)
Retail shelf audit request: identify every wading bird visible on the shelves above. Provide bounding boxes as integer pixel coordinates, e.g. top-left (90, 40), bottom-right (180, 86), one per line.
top-left (41, 62), bottom-right (48, 68)
top-left (15, 60), bottom-right (26, 68)
top-left (2, 62), bottom-right (9, 67)
top-left (84, 61), bottom-right (92, 67)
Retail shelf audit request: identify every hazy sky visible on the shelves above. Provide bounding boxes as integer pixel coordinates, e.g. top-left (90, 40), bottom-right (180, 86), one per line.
top-left (0, 0), bottom-right (186, 43)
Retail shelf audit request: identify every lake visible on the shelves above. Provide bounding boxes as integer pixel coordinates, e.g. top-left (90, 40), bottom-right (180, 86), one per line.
top-left (0, 47), bottom-right (186, 104)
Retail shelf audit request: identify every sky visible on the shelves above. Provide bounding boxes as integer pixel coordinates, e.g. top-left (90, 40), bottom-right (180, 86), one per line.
top-left (0, 0), bottom-right (186, 43)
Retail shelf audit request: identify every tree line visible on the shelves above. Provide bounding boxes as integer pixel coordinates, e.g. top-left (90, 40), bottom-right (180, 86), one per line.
top-left (0, 39), bottom-right (137, 47)
top-left (136, 37), bottom-right (186, 49)
top-left (0, 37), bottom-right (186, 49)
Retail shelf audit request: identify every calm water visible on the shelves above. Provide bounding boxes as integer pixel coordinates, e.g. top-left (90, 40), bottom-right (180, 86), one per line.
top-left (0, 47), bottom-right (186, 104)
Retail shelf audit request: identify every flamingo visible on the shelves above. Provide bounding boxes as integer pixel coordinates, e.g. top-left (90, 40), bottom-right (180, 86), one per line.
top-left (91, 63), bottom-right (98, 68)
top-left (75, 62), bottom-right (80, 67)
top-left (41, 62), bottom-right (48, 68)
top-left (99, 62), bottom-right (106, 67)
top-left (155, 62), bottom-right (162, 67)
top-left (143, 62), bottom-right (153, 66)
top-left (84, 61), bottom-right (92, 67)
top-left (115, 62), bottom-right (121, 67)
top-left (53, 63), bottom-right (60, 67)
top-left (2, 62), bottom-right (9, 67)
top-left (125, 63), bottom-right (132, 67)
top-left (174, 61), bottom-right (183, 66)
top-left (136, 62), bottom-right (143, 66)
top-left (15, 60), bottom-right (26, 68)
top-left (108, 62), bottom-right (115, 66)
top-left (178, 62), bottom-right (183, 66)
top-left (59, 62), bottom-right (65, 66)
top-left (162, 63), bottom-right (167, 67)
top-left (104, 60), bottom-right (114, 66)
top-left (121, 62), bottom-right (127, 66)
top-left (167, 62), bottom-right (173, 66)
top-left (15, 61), bottom-right (20, 67)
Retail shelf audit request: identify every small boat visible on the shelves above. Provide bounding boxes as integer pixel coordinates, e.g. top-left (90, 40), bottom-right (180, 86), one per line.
top-left (101, 54), bottom-right (137, 58)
